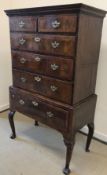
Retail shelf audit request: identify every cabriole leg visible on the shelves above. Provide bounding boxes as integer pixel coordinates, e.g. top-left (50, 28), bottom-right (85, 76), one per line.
top-left (8, 111), bottom-right (16, 139)
top-left (34, 120), bottom-right (39, 126)
top-left (86, 123), bottom-right (94, 152)
top-left (63, 137), bottom-right (75, 175)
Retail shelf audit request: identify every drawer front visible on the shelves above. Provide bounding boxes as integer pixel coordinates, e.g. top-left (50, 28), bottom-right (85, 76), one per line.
top-left (9, 16), bottom-right (37, 32)
top-left (13, 69), bottom-right (72, 104)
top-left (10, 87), bottom-right (69, 132)
top-left (12, 51), bottom-right (74, 80)
top-left (38, 14), bottom-right (77, 33)
top-left (10, 33), bottom-right (76, 57)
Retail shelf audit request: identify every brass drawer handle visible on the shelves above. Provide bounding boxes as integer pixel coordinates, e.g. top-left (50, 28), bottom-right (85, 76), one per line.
top-left (32, 101), bottom-right (39, 107)
top-left (34, 57), bottom-right (41, 62)
top-left (46, 111), bottom-right (54, 118)
top-left (51, 64), bottom-right (59, 71)
top-left (20, 77), bottom-right (26, 83)
top-left (50, 85), bottom-right (58, 92)
top-left (19, 21), bottom-right (25, 28)
top-left (34, 37), bottom-right (41, 42)
top-left (19, 99), bottom-right (25, 105)
top-left (34, 76), bottom-right (41, 82)
top-left (19, 38), bottom-right (26, 45)
top-left (20, 58), bottom-right (26, 64)
top-left (51, 41), bottom-right (60, 49)
top-left (51, 20), bottom-right (60, 29)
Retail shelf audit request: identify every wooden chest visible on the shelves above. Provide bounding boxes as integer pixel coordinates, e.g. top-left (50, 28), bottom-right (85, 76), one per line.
top-left (5, 3), bottom-right (106, 174)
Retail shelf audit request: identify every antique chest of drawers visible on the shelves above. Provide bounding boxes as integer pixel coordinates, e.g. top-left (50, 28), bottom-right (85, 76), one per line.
top-left (5, 3), bottom-right (106, 174)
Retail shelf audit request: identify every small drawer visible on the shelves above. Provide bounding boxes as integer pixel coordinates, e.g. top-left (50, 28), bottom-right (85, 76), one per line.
top-left (9, 16), bottom-right (37, 32)
top-left (10, 87), bottom-right (70, 132)
top-left (13, 69), bottom-right (72, 104)
top-left (10, 33), bottom-right (76, 57)
top-left (12, 51), bottom-right (74, 80)
top-left (38, 14), bottom-right (77, 33)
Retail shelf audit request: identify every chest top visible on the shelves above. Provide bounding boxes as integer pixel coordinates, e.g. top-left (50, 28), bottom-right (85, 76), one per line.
top-left (5, 3), bottom-right (106, 17)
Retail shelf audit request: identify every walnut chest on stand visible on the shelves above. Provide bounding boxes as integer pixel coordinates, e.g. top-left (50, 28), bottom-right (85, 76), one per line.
top-left (5, 3), bottom-right (106, 174)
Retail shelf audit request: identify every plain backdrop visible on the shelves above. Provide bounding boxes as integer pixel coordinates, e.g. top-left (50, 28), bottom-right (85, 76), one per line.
top-left (0, 0), bottom-right (107, 142)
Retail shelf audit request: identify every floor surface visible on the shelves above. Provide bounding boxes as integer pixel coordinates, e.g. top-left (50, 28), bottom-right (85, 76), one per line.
top-left (0, 111), bottom-right (107, 175)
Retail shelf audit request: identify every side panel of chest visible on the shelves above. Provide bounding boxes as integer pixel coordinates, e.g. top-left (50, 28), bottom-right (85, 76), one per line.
top-left (73, 14), bottom-right (104, 104)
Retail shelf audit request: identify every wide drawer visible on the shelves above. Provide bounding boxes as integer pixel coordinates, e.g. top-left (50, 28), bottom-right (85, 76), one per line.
top-left (10, 33), bottom-right (76, 57)
top-left (12, 51), bottom-right (74, 80)
top-left (38, 14), bottom-right (77, 33)
top-left (10, 87), bottom-right (70, 132)
top-left (9, 16), bottom-right (37, 32)
top-left (13, 69), bottom-right (72, 104)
